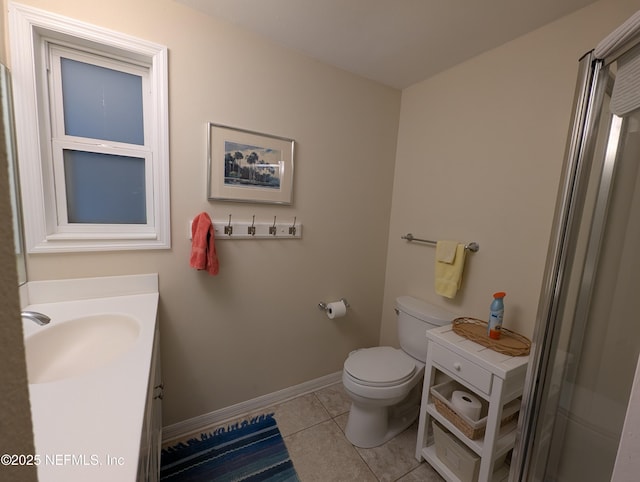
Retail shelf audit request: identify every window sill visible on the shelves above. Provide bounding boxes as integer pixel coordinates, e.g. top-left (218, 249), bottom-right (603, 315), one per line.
top-left (29, 233), bottom-right (170, 253)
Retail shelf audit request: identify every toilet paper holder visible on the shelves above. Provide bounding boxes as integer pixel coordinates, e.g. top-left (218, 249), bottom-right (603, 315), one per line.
top-left (318, 298), bottom-right (350, 312)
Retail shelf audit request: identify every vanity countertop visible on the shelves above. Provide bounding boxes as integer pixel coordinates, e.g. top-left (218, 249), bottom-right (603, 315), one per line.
top-left (22, 274), bottom-right (159, 482)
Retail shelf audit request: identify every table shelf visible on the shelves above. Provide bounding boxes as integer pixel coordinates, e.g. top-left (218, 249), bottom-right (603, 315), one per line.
top-left (425, 403), bottom-right (518, 458)
top-left (416, 324), bottom-right (529, 482)
top-left (422, 444), bottom-right (510, 482)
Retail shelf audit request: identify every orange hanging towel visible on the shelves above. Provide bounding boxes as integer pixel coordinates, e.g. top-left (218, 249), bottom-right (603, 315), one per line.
top-left (190, 212), bottom-right (219, 275)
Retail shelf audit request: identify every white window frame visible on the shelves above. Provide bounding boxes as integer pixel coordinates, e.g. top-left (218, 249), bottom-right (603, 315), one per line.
top-left (48, 45), bottom-right (155, 233)
top-left (8, 3), bottom-right (170, 252)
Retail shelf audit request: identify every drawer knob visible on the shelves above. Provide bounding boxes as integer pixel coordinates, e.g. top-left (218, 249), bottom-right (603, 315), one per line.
top-left (453, 362), bottom-right (462, 371)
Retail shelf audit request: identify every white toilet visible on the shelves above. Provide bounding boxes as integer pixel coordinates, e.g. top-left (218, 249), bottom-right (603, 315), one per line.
top-left (342, 296), bottom-right (454, 448)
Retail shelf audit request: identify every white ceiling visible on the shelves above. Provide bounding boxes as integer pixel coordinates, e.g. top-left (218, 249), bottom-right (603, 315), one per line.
top-left (176, 0), bottom-right (599, 89)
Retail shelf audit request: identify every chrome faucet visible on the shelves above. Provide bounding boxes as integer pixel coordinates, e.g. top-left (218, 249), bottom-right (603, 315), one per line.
top-left (21, 311), bottom-right (51, 326)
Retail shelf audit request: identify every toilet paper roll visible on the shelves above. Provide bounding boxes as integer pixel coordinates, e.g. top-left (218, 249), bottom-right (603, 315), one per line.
top-left (326, 300), bottom-right (347, 319)
top-left (451, 390), bottom-right (482, 421)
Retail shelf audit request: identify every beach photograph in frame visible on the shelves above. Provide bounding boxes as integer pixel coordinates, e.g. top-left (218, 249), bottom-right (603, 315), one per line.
top-left (208, 123), bottom-right (294, 204)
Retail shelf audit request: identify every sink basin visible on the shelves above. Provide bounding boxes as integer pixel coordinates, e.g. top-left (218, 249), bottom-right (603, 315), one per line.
top-left (25, 313), bottom-right (140, 384)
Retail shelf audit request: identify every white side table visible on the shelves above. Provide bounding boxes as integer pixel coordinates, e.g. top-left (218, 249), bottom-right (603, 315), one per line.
top-left (415, 324), bottom-right (529, 481)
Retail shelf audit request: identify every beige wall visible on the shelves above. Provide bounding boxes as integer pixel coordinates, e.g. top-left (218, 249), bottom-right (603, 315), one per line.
top-left (8, 0), bottom-right (400, 425)
top-left (380, 0), bottom-right (640, 347)
top-left (1, 0), bottom-right (6, 63)
top-left (0, 0), bottom-right (37, 478)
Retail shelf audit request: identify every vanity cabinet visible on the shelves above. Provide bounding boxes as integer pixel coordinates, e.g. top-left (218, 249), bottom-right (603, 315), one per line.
top-left (416, 325), bottom-right (528, 482)
top-left (137, 324), bottom-right (163, 481)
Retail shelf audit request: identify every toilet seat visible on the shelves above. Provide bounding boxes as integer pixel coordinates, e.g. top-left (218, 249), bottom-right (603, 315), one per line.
top-left (344, 347), bottom-right (416, 387)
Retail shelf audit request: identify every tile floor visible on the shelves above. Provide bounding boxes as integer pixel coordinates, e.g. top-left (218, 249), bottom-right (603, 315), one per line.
top-left (165, 382), bottom-right (444, 481)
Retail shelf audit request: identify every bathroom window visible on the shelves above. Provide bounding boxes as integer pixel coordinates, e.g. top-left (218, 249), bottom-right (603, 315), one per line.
top-left (8, 4), bottom-right (170, 252)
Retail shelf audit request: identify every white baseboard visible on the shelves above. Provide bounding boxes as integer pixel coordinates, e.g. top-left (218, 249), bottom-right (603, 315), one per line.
top-left (162, 371), bottom-right (342, 442)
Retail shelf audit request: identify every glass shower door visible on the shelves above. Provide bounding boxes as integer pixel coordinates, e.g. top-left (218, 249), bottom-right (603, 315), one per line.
top-left (514, 46), bottom-right (640, 481)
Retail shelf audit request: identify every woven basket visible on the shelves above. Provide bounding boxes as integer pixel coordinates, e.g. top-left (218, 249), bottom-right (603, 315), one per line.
top-left (431, 380), bottom-right (521, 440)
top-left (452, 317), bottom-right (531, 356)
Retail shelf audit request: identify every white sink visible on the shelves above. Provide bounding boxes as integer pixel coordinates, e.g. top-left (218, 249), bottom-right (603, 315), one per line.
top-left (23, 275), bottom-right (159, 482)
top-left (25, 313), bottom-right (140, 384)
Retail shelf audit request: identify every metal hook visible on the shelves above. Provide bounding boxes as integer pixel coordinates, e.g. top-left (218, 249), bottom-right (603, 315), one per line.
top-left (289, 216), bottom-right (297, 236)
top-left (248, 215), bottom-right (256, 236)
top-left (269, 216), bottom-right (277, 236)
top-left (224, 214), bottom-right (233, 236)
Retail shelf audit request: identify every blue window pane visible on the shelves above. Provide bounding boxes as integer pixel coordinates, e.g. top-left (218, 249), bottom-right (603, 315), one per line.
top-left (63, 150), bottom-right (146, 224)
top-left (61, 58), bottom-right (144, 145)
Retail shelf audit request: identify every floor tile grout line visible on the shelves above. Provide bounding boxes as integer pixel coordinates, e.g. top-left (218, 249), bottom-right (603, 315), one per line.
top-left (281, 389), bottom-right (348, 439)
top-left (280, 416), bottom-right (331, 439)
top-left (327, 417), bottom-right (380, 482)
top-left (304, 389), bottom-right (381, 481)
top-left (312, 388), bottom-right (393, 481)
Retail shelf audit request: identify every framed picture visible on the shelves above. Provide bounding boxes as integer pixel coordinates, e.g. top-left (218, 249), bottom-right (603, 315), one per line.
top-left (207, 123), bottom-right (295, 204)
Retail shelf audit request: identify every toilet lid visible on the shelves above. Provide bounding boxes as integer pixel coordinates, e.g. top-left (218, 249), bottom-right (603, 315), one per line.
top-left (344, 347), bottom-right (416, 387)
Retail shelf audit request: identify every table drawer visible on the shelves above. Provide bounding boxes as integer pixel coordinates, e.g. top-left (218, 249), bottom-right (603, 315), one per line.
top-left (430, 342), bottom-right (492, 395)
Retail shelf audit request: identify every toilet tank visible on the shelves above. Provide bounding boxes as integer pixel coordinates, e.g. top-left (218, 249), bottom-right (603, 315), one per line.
top-left (395, 296), bottom-right (455, 361)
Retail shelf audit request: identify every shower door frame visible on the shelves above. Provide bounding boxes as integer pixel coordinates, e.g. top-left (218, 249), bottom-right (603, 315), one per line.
top-left (513, 43), bottom-right (640, 480)
top-left (511, 50), bottom-right (609, 481)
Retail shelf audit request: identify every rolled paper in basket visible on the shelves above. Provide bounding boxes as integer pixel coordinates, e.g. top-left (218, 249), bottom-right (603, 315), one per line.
top-left (451, 390), bottom-right (482, 421)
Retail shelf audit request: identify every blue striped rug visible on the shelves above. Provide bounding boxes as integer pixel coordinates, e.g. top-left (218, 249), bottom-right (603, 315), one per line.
top-left (161, 413), bottom-right (300, 481)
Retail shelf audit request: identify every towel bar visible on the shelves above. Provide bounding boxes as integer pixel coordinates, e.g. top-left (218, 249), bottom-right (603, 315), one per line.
top-left (401, 233), bottom-right (479, 253)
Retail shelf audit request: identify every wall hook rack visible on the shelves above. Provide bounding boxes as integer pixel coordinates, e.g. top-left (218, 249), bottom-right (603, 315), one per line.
top-left (189, 216), bottom-right (303, 240)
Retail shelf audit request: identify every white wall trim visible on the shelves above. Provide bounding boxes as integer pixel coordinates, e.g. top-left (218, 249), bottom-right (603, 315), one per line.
top-left (8, 2), bottom-right (171, 253)
top-left (162, 371), bottom-right (343, 442)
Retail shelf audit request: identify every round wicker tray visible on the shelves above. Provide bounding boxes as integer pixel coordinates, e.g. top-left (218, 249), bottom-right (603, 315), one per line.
top-left (452, 317), bottom-right (531, 356)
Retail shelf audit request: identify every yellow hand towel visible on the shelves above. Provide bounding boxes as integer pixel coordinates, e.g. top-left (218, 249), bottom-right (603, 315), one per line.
top-left (435, 243), bottom-right (466, 298)
top-left (436, 240), bottom-right (458, 264)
